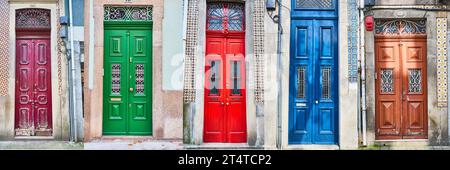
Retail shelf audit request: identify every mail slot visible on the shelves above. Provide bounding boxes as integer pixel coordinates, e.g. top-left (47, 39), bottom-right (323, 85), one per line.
top-left (296, 103), bottom-right (306, 107)
top-left (111, 98), bottom-right (122, 102)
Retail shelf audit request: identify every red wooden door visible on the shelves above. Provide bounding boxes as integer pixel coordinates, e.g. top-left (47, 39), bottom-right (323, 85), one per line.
top-left (203, 2), bottom-right (246, 143)
top-left (375, 38), bottom-right (427, 140)
top-left (15, 38), bottom-right (52, 136)
top-left (204, 37), bottom-right (246, 143)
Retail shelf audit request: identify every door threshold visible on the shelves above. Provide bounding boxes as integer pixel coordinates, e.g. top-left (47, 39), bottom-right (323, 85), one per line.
top-left (283, 144), bottom-right (340, 150)
top-left (374, 139), bottom-right (429, 148)
top-left (14, 136), bottom-right (55, 140)
top-left (185, 143), bottom-right (263, 150)
top-left (375, 139), bottom-right (428, 142)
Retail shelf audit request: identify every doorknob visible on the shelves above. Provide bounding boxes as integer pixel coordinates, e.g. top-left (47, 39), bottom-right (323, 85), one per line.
top-left (129, 88), bottom-right (134, 92)
top-left (226, 103), bottom-right (230, 106)
top-left (221, 102), bottom-right (225, 105)
top-left (315, 100), bottom-right (319, 104)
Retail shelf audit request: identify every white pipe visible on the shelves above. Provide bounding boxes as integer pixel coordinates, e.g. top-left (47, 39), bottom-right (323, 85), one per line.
top-left (359, 0), bottom-right (367, 146)
top-left (88, 0), bottom-right (94, 89)
top-left (69, 0), bottom-right (77, 141)
top-left (182, 0), bottom-right (188, 42)
top-left (276, 0), bottom-right (283, 150)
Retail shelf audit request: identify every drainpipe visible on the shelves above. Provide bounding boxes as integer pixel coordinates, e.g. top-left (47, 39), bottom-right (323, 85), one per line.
top-left (276, 0), bottom-right (283, 149)
top-left (88, 0), bottom-right (94, 89)
top-left (182, 0), bottom-right (188, 42)
top-left (359, 0), bottom-right (367, 146)
top-left (68, 0), bottom-right (78, 142)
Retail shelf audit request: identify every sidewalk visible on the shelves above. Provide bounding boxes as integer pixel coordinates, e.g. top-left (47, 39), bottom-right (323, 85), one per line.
top-left (84, 139), bottom-right (183, 150)
top-left (0, 141), bottom-right (83, 150)
top-left (360, 145), bottom-right (450, 150)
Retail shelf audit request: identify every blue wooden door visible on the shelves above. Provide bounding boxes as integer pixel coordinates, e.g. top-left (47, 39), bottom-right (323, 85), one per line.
top-left (289, 0), bottom-right (339, 144)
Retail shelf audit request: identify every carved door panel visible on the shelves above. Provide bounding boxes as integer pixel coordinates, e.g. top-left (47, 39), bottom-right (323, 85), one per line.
top-left (375, 39), bottom-right (427, 140)
top-left (15, 38), bottom-right (52, 136)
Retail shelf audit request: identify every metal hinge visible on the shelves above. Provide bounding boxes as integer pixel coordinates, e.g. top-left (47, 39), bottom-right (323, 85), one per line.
top-left (374, 71), bottom-right (377, 80)
top-left (129, 57), bottom-right (132, 63)
top-left (102, 68), bottom-right (104, 76)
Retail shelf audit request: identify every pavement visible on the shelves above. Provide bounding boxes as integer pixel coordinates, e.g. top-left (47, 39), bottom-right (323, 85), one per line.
top-left (1, 140), bottom-right (450, 150)
top-left (84, 139), bottom-right (183, 150)
top-left (359, 145), bottom-right (450, 150)
top-left (0, 141), bottom-right (83, 150)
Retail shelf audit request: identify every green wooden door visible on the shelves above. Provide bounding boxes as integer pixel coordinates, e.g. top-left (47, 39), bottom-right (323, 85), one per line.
top-left (103, 24), bottom-right (152, 135)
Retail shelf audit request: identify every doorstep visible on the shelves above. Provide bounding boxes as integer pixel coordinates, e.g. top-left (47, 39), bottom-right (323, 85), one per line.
top-left (14, 136), bottom-right (55, 140)
top-left (184, 143), bottom-right (264, 150)
top-left (373, 139), bottom-right (429, 150)
top-left (84, 137), bottom-right (183, 150)
top-left (0, 141), bottom-right (83, 150)
top-left (282, 145), bottom-right (340, 150)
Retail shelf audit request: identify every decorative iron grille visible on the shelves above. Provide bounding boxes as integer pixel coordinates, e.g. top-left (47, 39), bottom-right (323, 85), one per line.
top-left (408, 69), bottom-right (422, 93)
top-left (111, 64), bottom-right (121, 94)
top-left (207, 3), bottom-right (244, 31)
top-left (104, 6), bottom-right (153, 21)
top-left (297, 67), bottom-right (306, 99)
top-left (136, 64), bottom-right (145, 94)
top-left (296, 0), bottom-right (334, 9)
top-left (322, 67), bottom-right (331, 99)
top-left (381, 69), bottom-right (394, 93)
top-left (375, 19), bottom-right (426, 35)
top-left (16, 8), bottom-right (51, 29)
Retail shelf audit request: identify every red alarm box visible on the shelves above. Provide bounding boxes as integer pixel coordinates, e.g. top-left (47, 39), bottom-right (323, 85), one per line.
top-left (365, 16), bottom-right (374, 31)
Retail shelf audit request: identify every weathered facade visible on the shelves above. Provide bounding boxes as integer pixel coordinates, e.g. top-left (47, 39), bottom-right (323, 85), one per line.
top-left (182, 0), bottom-right (270, 148)
top-left (0, 0), bottom-right (71, 140)
top-left (83, 0), bottom-right (183, 141)
top-left (182, 0), bottom-right (359, 149)
top-left (362, 0), bottom-right (450, 147)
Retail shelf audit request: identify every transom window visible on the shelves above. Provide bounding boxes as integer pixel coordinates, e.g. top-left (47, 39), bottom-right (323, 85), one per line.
top-left (207, 3), bottom-right (245, 32)
top-left (296, 0), bottom-right (334, 9)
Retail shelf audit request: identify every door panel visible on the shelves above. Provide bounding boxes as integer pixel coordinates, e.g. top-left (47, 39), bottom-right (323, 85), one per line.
top-left (33, 40), bottom-right (52, 134)
top-left (128, 30), bottom-right (152, 135)
top-left (15, 40), bottom-right (34, 135)
top-left (103, 28), bottom-right (152, 135)
top-left (225, 44), bottom-right (246, 142)
top-left (104, 30), bottom-right (128, 135)
top-left (289, 20), bottom-right (313, 143)
top-left (401, 41), bottom-right (427, 139)
top-left (204, 37), bottom-right (246, 143)
top-left (375, 41), bottom-right (401, 138)
top-left (289, 19), bottom-right (338, 144)
top-left (15, 38), bottom-right (52, 136)
top-left (375, 39), bottom-right (427, 139)
top-left (204, 38), bottom-right (225, 142)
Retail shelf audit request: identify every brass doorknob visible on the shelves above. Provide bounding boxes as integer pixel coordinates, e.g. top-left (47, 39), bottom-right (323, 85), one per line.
top-left (130, 88), bottom-right (134, 92)
top-left (226, 103), bottom-right (230, 106)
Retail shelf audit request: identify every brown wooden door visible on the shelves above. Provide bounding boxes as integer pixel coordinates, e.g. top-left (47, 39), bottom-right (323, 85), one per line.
top-left (375, 38), bottom-right (427, 140)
